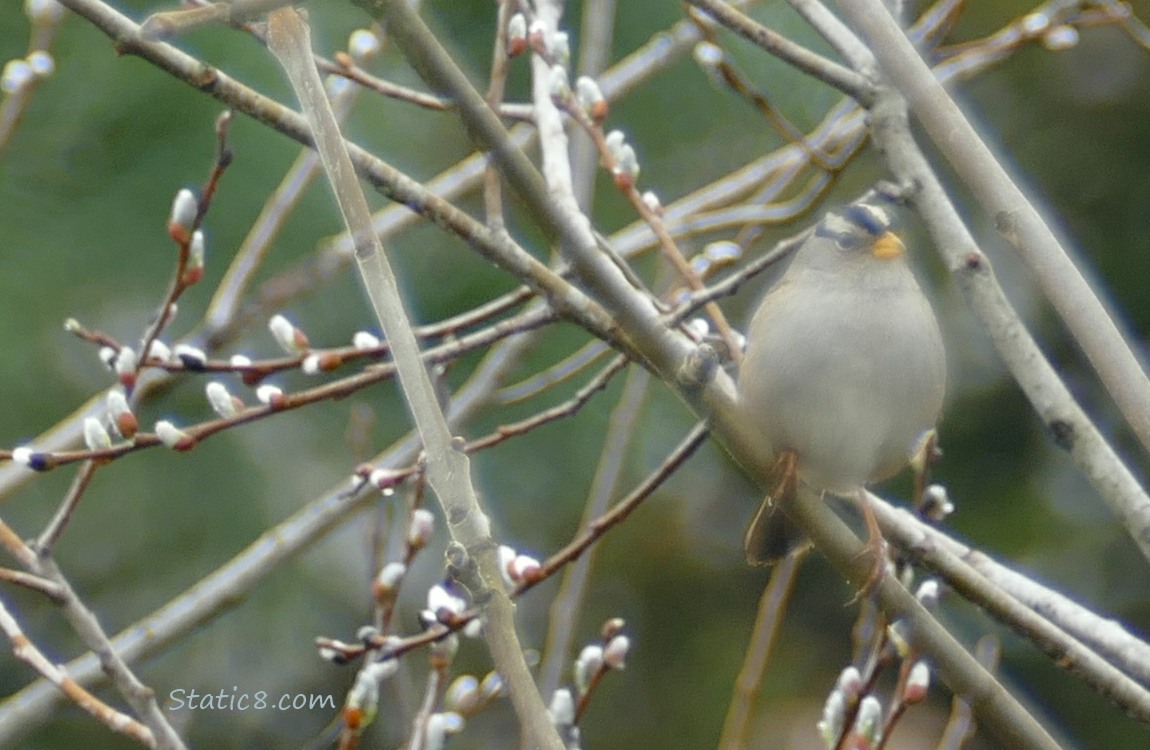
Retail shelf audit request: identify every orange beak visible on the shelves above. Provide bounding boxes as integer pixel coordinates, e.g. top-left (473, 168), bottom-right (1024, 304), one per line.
top-left (871, 231), bottom-right (905, 260)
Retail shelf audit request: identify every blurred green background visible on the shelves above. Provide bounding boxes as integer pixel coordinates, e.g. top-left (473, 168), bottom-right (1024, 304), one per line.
top-left (1, 1), bottom-right (1150, 748)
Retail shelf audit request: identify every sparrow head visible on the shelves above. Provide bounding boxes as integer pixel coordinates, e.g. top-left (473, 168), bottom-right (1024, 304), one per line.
top-left (814, 201), bottom-right (905, 261)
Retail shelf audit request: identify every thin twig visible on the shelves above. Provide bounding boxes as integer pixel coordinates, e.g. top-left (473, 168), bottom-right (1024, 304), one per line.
top-left (0, 599), bottom-right (157, 747)
top-left (538, 362), bottom-right (651, 698)
top-left (684, 0), bottom-right (875, 102)
top-left (718, 551), bottom-right (806, 750)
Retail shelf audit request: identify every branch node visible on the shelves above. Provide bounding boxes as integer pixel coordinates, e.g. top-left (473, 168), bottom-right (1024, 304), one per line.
top-left (678, 343), bottom-right (720, 389)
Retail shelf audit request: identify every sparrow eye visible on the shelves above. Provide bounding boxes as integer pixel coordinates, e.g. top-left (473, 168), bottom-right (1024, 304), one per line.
top-left (833, 234), bottom-right (860, 252)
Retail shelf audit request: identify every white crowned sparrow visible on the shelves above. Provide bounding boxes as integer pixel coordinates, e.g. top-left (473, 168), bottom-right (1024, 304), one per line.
top-left (738, 200), bottom-right (946, 564)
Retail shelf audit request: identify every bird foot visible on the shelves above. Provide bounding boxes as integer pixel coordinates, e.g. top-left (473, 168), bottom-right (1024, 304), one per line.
top-left (847, 490), bottom-right (891, 603)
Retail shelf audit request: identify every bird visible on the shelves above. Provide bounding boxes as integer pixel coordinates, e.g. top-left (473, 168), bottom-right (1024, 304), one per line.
top-left (737, 199), bottom-right (946, 566)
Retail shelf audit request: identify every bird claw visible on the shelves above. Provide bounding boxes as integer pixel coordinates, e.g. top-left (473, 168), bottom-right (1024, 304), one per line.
top-left (846, 489), bottom-right (891, 604)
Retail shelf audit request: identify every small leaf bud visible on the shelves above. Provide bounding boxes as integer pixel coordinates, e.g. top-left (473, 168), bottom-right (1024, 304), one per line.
top-left (155, 420), bottom-right (195, 451)
top-left (1, 59), bottom-right (33, 94)
top-left (445, 674), bottom-right (479, 715)
top-left (407, 508), bottom-right (435, 550)
top-left (183, 230), bottom-right (205, 285)
top-left (853, 695), bottom-right (883, 747)
top-left (817, 689), bottom-right (846, 747)
top-left (256, 384), bottom-right (286, 408)
top-left (550, 31), bottom-right (570, 66)
top-left (575, 76), bottom-right (607, 122)
top-left (205, 381), bottom-right (239, 418)
top-left (507, 13), bottom-right (528, 56)
top-left (574, 644), bottom-right (603, 694)
top-left (83, 417), bottom-right (112, 451)
top-left (903, 660), bottom-right (931, 704)
top-left (348, 29), bottom-right (381, 63)
top-left (168, 188), bottom-right (198, 243)
top-left (114, 347), bottom-right (138, 389)
top-left (548, 689), bottom-right (575, 728)
top-left (352, 331), bottom-right (380, 350)
top-left (173, 343), bottom-right (207, 371)
top-left (25, 0), bottom-right (65, 24)
top-left (835, 666), bottom-right (863, 703)
top-left (548, 64), bottom-right (571, 104)
top-left (641, 190), bottom-right (662, 215)
top-left (26, 51), bottom-right (54, 78)
top-left (268, 314), bottom-right (308, 354)
top-left (106, 389), bottom-right (138, 439)
top-left (373, 561), bottom-right (406, 600)
top-left (480, 671), bottom-right (505, 700)
top-left (603, 634), bottom-right (630, 670)
top-left (145, 339), bottom-right (171, 363)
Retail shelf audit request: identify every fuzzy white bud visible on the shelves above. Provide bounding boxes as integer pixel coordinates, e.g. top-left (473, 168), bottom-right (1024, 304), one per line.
top-left (507, 13), bottom-right (527, 55)
top-left (83, 417), bottom-right (112, 451)
top-left (365, 657), bottom-right (398, 682)
top-left (188, 230), bottom-right (205, 268)
top-left (26, 51), bottom-right (54, 78)
top-left (548, 688), bottom-right (575, 727)
top-left (426, 584), bottom-right (466, 619)
top-left (173, 343), bottom-right (207, 370)
top-left (445, 674), bottom-right (479, 715)
top-left (915, 578), bottom-right (941, 609)
top-left (348, 29), bottom-right (381, 62)
top-left (817, 689), bottom-right (846, 747)
top-left (205, 381), bottom-right (238, 418)
top-left (325, 75), bottom-right (351, 98)
top-left (1043, 25), bottom-right (1078, 51)
top-left (693, 40), bottom-right (724, 68)
top-left (106, 389), bottom-right (131, 417)
top-left (834, 666), bottom-right (863, 702)
top-left (98, 346), bottom-right (117, 370)
top-left (603, 634), bottom-right (630, 670)
top-left (614, 143), bottom-right (639, 182)
top-left (1, 59), bottom-right (33, 94)
top-left (574, 644), bottom-right (603, 694)
top-left (145, 339), bottom-right (171, 363)
top-left (169, 189), bottom-right (198, 233)
top-left (25, 0), bottom-right (65, 24)
top-left (113, 346), bottom-right (137, 376)
top-left (154, 420), bottom-right (190, 450)
top-left (424, 712), bottom-right (457, 750)
top-left (548, 64), bottom-right (570, 102)
top-left (376, 561), bottom-right (406, 591)
top-left (345, 663), bottom-right (381, 727)
top-left (256, 384), bottom-right (284, 406)
top-left (550, 31), bottom-right (570, 65)
top-left (268, 314), bottom-right (306, 354)
top-left (480, 671), bottom-right (505, 700)
top-left (352, 331), bottom-right (380, 350)
top-left (1020, 12), bottom-right (1050, 35)
top-left (575, 76), bottom-right (605, 118)
top-left (904, 660), bottom-right (931, 704)
top-left (853, 695), bottom-right (883, 745)
top-left (407, 508), bottom-right (435, 549)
